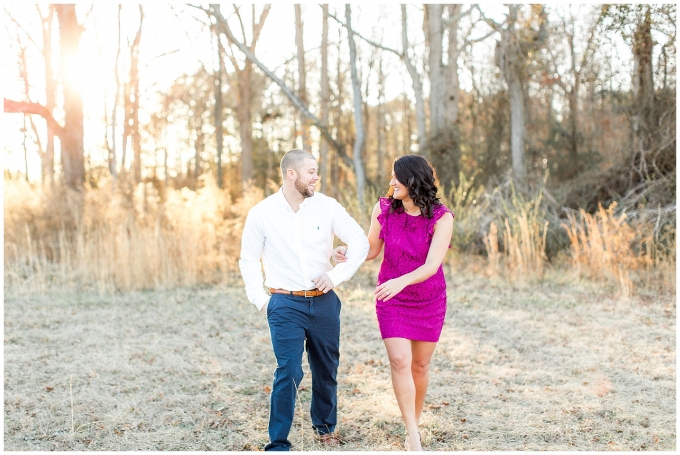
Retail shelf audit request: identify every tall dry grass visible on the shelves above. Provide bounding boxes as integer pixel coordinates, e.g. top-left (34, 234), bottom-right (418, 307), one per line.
top-left (4, 172), bottom-right (674, 297)
top-left (4, 175), bottom-right (262, 295)
top-left (561, 202), bottom-right (676, 297)
top-left (480, 180), bottom-right (550, 280)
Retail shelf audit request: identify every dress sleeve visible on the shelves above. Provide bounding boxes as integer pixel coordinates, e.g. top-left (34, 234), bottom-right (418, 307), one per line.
top-left (377, 197), bottom-right (391, 240)
top-left (427, 204), bottom-right (454, 244)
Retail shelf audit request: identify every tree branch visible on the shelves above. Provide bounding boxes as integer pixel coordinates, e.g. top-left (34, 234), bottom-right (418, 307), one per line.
top-left (4, 98), bottom-right (65, 137)
top-left (4, 9), bottom-right (42, 51)
top-left (206, 5), bottom-right (354, 170)
top-left (444, 6), bottom-right (474, 27)
top-left (464, 27), bottom-right (497, 47)
top-left (326, 8), bottom-right (402, 57)
top-left (475, 6), bottom-right (504, 32)
top-left (232, 5), bottom-right (248, 45)
top-left (250, 5), bottom-right (271, 52)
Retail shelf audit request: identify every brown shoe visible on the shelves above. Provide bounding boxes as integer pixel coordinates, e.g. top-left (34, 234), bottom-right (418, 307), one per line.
top-left (318, 432), bottom-right (341, 446)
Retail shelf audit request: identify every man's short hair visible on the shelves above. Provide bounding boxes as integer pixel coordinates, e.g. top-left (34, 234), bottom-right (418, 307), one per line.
top-left (280, 149), bottom-right (315, 180)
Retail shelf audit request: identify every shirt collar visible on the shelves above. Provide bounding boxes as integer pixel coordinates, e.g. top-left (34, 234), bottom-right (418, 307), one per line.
top-left (276, 187), bottom-right (314, 211)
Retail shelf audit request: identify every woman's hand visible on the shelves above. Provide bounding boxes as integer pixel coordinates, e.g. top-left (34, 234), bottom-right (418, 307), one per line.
top-left (332, 246), bottom-right (348, 263)
top-left (375, 277), bottom-right (408, 302)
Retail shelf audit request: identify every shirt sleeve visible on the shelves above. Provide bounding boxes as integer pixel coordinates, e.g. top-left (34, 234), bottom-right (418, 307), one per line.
top-left (325, 200), bottom-right (369, 287)
top-left (238, 207), bottom-right (271, 311)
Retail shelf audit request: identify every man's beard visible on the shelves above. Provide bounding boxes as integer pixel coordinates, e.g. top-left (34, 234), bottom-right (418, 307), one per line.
top-left (295, 176), bottom-right (314, 198)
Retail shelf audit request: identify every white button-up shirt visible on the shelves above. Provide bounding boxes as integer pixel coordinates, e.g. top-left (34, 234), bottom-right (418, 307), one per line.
top-left (239, 189), bottom-right (369, 310)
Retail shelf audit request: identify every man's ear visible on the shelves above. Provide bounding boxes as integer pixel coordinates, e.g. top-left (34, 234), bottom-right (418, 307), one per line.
top-left (286, 168), bottom-right (297, 181)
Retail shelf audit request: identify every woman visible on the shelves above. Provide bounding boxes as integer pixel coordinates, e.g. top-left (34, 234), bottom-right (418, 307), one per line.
top-left (334, 155), bottom-right (454, 451)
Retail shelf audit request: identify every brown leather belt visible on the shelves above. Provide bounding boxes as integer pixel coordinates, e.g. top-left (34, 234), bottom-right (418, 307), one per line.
top-left (269, 288), bottom-right (325, 297)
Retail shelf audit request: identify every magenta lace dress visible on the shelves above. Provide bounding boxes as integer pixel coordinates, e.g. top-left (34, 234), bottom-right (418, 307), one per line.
top-left (376, 197), bottom-right (453, 342)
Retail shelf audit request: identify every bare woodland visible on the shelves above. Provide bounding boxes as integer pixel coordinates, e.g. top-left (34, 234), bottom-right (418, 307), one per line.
top-left (2, 3), bottom-right (677, 451)
top-left (4, 3), bottom-right (675, 295)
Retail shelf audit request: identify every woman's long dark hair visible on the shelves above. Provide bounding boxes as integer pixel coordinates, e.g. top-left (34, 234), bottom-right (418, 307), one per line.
top-left (387, 155), bottom-right (441, 219)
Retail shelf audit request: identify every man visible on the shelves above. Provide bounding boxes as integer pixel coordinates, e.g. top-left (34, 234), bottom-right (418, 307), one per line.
top-left (239, 149), bottom-right (369, 451)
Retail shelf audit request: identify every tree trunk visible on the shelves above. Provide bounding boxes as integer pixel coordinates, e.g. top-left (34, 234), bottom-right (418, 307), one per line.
top-left (632, 7), bottom-right (656, 153)
top-left (400, 5), bottom-right (427, 154)
top-left (215, 50), bottom-right (224, 189)
top-left (294, 5), bottom-right (310, 151)
top-left (332, 27), bottom-right (344, 199)
top-left (194, 126), bottom-right (203, 181)
top-left (445, 5), bottom-right (462, 127)
top-left (213, 10), bottom-right (224, 189)
top-left (376, 55), bottom-right (386, 185)
top-left (320, 4), bottom-right (330, 193)
top-left (41, 5), bottom-right (56, 186)
top-left (211, 5), bottom-right (270, 190)
top-left (109, 5), bottom-right (121, 180)
top-left (345, 5), bottom-right (366, 211)
top-left (55, 5), bottom-right (85, 190)
top-left (498, 6), bottom-right (527, 188)
top-left (238, 61), bottom-right (254, 187)
top-left (564, 20), bottom-right (580, 162)
top-left (210, 5), bottom-right (354, 172)
top-left (130, 6), bottom-right (144, 183)
top-left (425, 4), bottom-right (445, 136)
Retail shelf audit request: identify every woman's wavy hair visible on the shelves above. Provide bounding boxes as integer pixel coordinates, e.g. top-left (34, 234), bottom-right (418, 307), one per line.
top-left (387, 155), bottom-right (441, 219)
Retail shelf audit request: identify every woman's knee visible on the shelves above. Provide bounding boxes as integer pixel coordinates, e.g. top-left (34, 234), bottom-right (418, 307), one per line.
top-left (388, 353), bottom-right (411, 372)
top-left (411, 358), bottom-right (430, 376)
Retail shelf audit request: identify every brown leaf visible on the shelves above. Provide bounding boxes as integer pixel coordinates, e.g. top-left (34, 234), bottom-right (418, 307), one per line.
top-left (45, 386), bottom-right (54, 392)
top-left (264, 386), bottom-right (272, 393)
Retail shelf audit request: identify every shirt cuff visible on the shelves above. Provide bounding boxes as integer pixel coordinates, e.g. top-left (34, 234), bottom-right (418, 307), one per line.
top-left (253, 293), bottom-right (271, 311)
top-left (326, 269), bottom-right (343, 288)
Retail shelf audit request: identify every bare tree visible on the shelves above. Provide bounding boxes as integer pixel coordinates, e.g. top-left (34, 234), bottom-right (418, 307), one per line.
top-left (120, 6), bottom-right (144, 183)
top-left (479, 5), bottom-right (547, 189)
top-left (319, 4), bottom-right (330, 193)
top-left (328, 5), bottom-right (427, 153)
top-left (205, 5), bottom-right (356, 179)
top-left (375, 54), bottom-right (387, 186)
top-left (213, 10), bottom-right (225, 189)
top-left (345, 5), bottom-right (367, 211)
top-left (294, 5), bottom-right (310, 151)
top-left (38, 5), bottom-right (56, 185)
top-left (207, 5), bottom-right (270, 189)
top-left (109, 5), bottom-right (122, 180)
top-left (4, 6), bottom-right (78, 186)
top-left (547, 6), bottom-right (598, 173)
top-left (426, 4), bottom-right (475, 186)
top-left (55, 5), bottom-right (85, 189)
top-left (425, 4), bottom-right (445, 136)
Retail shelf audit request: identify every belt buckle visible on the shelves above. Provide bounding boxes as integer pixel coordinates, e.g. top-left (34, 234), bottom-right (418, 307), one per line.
top-left (304, 289), bottom-right (309, 298)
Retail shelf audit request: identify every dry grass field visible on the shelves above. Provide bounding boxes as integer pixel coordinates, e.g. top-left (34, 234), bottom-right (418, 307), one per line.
top-left (4, 266), bottom-right (676, 451)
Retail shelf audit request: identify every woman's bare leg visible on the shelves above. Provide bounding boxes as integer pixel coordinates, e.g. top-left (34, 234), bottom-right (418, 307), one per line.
top-left (383, 338), bottom-right (421, 450)
top-left (411, 341), bottom-right (437, 424)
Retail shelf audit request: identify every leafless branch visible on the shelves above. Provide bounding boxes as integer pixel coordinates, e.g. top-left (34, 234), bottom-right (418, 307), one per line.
top-left (475, 6), bottom-right (504, 32)
top-left (326, 8), bottom-right (402, 57)
top-left (208, 4), bottom-right (353, 170)
top-left (4, 98), bottom-right (65, 137)
top-left (233, 5), bottom-right (248, 45)
top-left (4, 9), bottom-right (41, 51)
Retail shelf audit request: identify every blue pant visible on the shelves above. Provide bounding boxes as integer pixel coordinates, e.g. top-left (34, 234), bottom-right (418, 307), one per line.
top-left (264, 291), bottom-right (341, 451)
